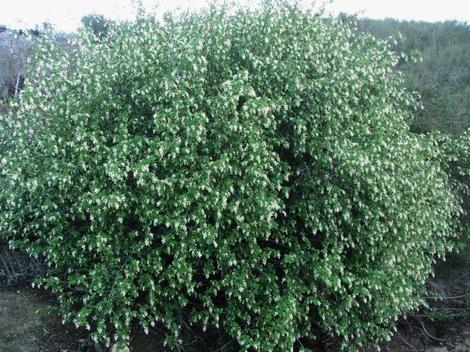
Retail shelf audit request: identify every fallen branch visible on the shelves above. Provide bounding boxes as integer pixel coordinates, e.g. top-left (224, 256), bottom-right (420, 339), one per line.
top-left (419, 320), bottom-right (446, 343)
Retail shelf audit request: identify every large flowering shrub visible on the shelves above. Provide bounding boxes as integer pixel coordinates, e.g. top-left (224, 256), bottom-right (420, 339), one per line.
top-left (1, 2), bottom-right (469, 351)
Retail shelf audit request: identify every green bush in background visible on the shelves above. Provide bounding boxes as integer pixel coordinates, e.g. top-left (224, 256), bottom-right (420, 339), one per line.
top-left (357, 18), bottom-right (470, 135)
top-left (1, 2), bottom-right (469, 351)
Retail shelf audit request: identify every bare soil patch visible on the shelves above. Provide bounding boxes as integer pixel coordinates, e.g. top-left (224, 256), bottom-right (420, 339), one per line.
top-left (0, 286), bottom-right (83, 352)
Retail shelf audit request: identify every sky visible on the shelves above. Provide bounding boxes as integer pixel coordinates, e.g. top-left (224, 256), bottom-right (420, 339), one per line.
top-left (0, 0), bottom-right (469, 32)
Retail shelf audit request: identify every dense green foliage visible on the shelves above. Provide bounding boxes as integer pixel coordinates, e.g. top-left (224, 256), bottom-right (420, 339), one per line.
top-left (1, 3), bottom-right (469, 351)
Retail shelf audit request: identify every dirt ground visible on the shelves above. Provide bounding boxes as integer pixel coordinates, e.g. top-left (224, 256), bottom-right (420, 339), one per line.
top-left (429, 336), bottom-right (470, 352)
top-left (0, 284), bottom-right (177, 352)
top-left (379, 327), bottom-right (470, 352)
top-left (0, 288), bottom-right (45, 352)
top-left (0, 286), bottom-right (83, 352)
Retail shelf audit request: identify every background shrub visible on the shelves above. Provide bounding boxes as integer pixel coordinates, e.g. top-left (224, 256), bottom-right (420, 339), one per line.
top-left (0, 30), bottom-right (30, 96)
top-left (0, 2), bottom-right (469, 351)
top-left (356, 18), bottom-right (470, 135)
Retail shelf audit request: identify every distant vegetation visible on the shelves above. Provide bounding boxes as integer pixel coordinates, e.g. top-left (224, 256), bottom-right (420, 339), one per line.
top-left (357, 18), bottom-right (470, 135)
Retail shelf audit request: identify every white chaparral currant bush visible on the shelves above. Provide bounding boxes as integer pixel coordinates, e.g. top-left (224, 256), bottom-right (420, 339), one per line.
top-left (0, 2), bottom-right (469, 351)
